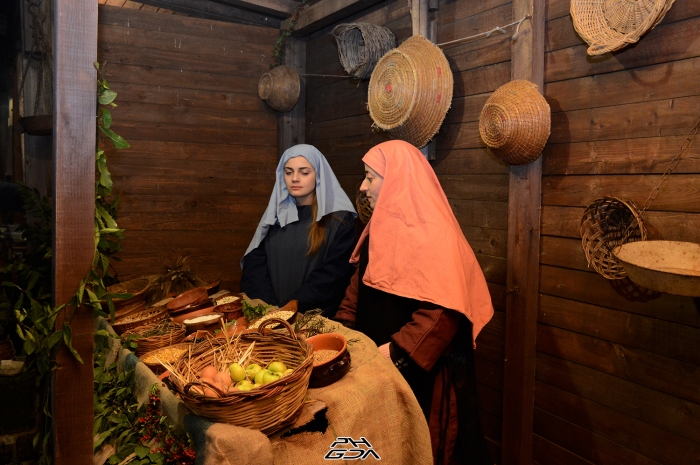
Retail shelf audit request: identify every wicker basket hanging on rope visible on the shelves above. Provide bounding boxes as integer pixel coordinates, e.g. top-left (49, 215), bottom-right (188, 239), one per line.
top-left (368, 35), bottom-right (454, 149)
top-left (332, 23), bottom-right (396, 79)
top-left (258, 65), bottom-right (300, 112)
top-left (571, 0), bottom-right (676, 56)
top-left (580, 196), bottom-right (647, 279)
top-left (478, 79), bottom-right (551, 166)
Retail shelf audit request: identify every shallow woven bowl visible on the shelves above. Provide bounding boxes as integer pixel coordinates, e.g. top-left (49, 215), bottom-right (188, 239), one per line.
top-left (580, 196), bottom-right (647, 279)
top-left (571, 0), bottom-right (676, 56)
top-left (368, 35), bottom-right (454, 148)
top-left (258, 65), bottom-right (300, 112)
top-left (479, 79), bottom-right (551, 165)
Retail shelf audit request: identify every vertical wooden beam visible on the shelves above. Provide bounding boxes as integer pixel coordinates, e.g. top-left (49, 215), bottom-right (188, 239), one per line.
top-left (52, 0), bottom-right (97, 464)
top-left (501, 0), bottom-right (544, 463)
top-left (277, 37), bottom-right (306, 159)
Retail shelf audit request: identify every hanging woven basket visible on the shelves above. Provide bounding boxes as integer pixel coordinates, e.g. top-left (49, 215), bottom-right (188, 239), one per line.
top-left (478, 79), bottom-right (551, 166)
top-left (258, 65), bottom-right (300, 112)
top-left (571, 0), bottom-right (676, 56)
top-left (332, 23), bottom-right (396, 80)
top-left (580, 196), bottom-right (647, 279)
top-left (368, 35), bottom-right (454, 149)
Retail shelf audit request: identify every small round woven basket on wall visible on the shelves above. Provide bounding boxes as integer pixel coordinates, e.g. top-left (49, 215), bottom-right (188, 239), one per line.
top-left (368, 35), bottom-right (454, 149)
top-left (571, 0), bottom-right (676, 56)
top-left (258, 65), bottom-right (300, 112)
top-left (332, 23), bottom-right (396, 80)
top-left (478, 79), bottom-right (551, 166)
top-left (580, 196), bottom-right (647, 279)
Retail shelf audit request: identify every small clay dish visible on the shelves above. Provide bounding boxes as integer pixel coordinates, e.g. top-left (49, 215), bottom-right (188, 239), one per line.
top-left (183, 313), bottom-right (223, 334)
top-left (307, 332), bottom-right (350, 388)
top-left (214, 300), bottom-right (243, 322)
top-left (167, 287), bottom-right (209, 312)
top-left (205, 279), bottom-right (222, 295)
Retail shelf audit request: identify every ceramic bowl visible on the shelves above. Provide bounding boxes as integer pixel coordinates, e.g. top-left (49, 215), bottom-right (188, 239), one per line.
top-left (306, 332), bottom-right (350, 388)
top-left (213, 300), bottom-right (243, 322)
top-left (170, 304), bottom-right (216, 324)
top-left (167, 287), bottom-right (210, 312)
top-left (182, 313), bottom-right (223, 334)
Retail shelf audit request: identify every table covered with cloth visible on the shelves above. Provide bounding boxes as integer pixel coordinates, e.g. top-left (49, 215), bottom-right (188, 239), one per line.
top-left (99, 317), bottom-right (433, 465)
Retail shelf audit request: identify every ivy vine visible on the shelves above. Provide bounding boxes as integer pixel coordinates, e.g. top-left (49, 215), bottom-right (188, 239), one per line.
top-left (271, 0), bottom-right (309, 68)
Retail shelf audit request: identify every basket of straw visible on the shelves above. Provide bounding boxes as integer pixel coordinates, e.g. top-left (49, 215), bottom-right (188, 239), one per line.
top-left (122, 320), bottom-right (187, 356)
top-left (140, 343), bottom-right (195, 375)
top-left (162, 319), bottom-right (313, 435)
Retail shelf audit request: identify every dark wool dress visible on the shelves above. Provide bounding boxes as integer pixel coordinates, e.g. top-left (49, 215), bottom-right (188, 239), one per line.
top-left (336, 238), bottom-right (493, 465)
top-left (240, 206), bottom-right (356, 318)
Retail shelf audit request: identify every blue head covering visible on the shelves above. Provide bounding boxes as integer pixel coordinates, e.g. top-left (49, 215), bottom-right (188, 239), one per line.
top-left (242, 144), bottom-right (357, 262)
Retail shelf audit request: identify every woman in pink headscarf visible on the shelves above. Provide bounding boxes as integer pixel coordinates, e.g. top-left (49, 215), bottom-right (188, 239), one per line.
top-left (336, 140), bottom-right (494, 465)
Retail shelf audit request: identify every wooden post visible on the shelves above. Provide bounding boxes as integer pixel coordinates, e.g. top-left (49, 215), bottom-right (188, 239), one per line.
top-left (52, 0), bottom-right (97, 464)
top-left (277, 37), bottom-right (306, 159)
top-left (501, 0), bottom-right (544, 463)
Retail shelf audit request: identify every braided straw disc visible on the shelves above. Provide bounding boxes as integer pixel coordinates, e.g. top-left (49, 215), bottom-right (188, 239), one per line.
top-left (258, 65), bottom-right (300, 112)
top-left (368, 35), bottom-right (454, 148)
top-left (478, 79), bottom-right (551, 166)
top-left (332, 23), bottom-right (396, 80)
top-left (580, 196), bottom-right (647, 279)
top-left (571, 0), bottom-right (675, 56)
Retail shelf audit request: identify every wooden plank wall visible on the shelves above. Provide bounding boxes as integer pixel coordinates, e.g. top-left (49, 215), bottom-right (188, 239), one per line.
top-left (304, 0), bottom-right (513, 460)
top-left (536, 0), bottom-right (700, 463)
top-left (96, 5), bottom-right (280, 290)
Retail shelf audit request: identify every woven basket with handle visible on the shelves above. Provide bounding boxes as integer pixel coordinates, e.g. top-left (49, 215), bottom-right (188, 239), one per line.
top-left (165, 319), bottom-right (313, 435)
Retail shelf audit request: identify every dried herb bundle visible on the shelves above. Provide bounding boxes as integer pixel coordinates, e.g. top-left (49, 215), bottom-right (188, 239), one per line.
top-left (294, 309), bottom-right (329, 338)
top-left (147, 256), bottom-right (207, 305)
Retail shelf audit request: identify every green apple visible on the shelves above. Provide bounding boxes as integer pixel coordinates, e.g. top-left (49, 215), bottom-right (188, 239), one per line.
top-left (262, 371), bottom-right (281, 385)
top-left (267, 361), bottom-right (287, 373)
top-left (229, 362), bottom-right (246, 382)
top-left (254, 368), bottom-right (270, 385)
top-left (237, 383), bottom-right (253, 391)
top-left (245, 363), bottom-right (262, 379)
top-left (236, 379), bottom-right (252, 387)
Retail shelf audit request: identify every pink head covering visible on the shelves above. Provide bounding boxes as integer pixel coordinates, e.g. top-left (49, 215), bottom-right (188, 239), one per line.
top-left (352, 140), bottom-right (494, 343)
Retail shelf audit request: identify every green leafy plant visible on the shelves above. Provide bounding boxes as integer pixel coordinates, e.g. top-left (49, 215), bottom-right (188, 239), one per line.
top-left (271, 0), bottom-right (309, 68)
top-left (241, 300), bottom-right (269, 322)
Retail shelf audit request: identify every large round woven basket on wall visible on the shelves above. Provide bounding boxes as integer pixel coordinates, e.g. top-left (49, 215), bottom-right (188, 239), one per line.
top-left (368, 35), bottom-right (454, 149)
top-left (478, 79), bottom-right (551, 166)
top-left (571, 0), bottom-right (675, 56)
top-left (332, 23), bottom-right (396, 79)
top-left (258, 65), bottom-right (300, 112)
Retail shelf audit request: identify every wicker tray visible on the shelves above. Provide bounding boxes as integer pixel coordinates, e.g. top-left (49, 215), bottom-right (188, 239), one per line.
top-left (165, 319), bottom-right (313, 435)
top-left (122, 320), bottom-right (187, 356)
top-left (140, 342), bottom-right (195, 375)
top-left (112, 306), bottom-right (169, 335)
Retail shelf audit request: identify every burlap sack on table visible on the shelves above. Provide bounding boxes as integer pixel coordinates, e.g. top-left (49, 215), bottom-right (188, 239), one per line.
top-left (199, 320), bottom-right (433, 465)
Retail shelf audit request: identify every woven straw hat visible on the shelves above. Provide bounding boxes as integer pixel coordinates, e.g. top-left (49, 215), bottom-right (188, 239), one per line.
top-left (368, 35), bottom-right (454, 149)
top-left (332, 23), bottom-right (396, 80)
top-left (258, 65), bottom-right (300, 112)
top-left (571, 0), bottom-right (675, 56)
top-left (478, 79), bottom-right (551, 166)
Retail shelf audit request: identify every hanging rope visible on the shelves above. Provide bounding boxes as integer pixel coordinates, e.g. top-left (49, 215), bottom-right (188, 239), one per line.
top-left (436, 15), bottom-right (532, 48)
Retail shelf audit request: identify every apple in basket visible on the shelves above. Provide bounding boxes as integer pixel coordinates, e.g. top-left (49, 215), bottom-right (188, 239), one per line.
top-left (228, 362), bottom-right (246, 382)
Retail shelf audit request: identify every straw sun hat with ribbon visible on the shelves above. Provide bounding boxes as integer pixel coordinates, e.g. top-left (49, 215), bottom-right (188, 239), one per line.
top-left (478, 79), bottom-right (551, 166)
top-left (367, 35), bottom-right (454, 149)
top-left (571, 0), bottom-right (676, 56)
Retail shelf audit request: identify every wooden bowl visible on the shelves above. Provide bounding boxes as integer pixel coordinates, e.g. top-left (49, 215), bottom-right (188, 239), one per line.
top-left (182, 313), bottom-right (223, 334)
top-left (167, 287), bottom-right (210, 312)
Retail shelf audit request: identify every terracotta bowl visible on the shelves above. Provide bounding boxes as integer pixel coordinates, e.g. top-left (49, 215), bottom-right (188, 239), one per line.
top-left (167, 287), bottom-right (210, 312)
top-left (306, 332), bottom-right (351, 388)
top-left (205, 279), bottom-right (222, 295)
top-left (214, 301), bottom-right (243, 322)
top-left (170, 304), bottom-right (216, 324)
top-left (182, 313), bottom-right (223, 334)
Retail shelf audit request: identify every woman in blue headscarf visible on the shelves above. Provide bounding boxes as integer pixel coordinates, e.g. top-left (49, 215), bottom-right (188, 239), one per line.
top-left (240, 144), bottom-right (357, 317)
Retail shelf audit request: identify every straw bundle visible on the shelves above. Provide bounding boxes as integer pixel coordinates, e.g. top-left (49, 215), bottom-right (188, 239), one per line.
top-left (571, 0), bottom-right (675, 56)
top-left (332, 23), bottom-right (396, 79)
top-left (258, 65), bottom-right (300, 112)
top-left (164, 319), bottom-right (313, 435)
top-left (580, 196), bottom-right (647, 279)
top-left (479, 79), bottom-right (551, 166)
top-left (368, 35), bottom-right (454, 148)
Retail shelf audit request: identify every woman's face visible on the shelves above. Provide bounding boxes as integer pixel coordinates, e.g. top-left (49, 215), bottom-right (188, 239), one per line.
top-left (360, 163), bottom-right (384, 209)
top-left (284, 156), bottom-right (316, 206)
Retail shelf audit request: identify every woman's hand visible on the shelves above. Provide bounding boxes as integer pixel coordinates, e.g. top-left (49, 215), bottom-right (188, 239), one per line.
top-left (378, 342), bottom-right (391, 359)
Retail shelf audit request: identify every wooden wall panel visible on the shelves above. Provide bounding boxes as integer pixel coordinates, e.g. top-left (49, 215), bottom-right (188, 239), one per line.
top-left (538, 0), bottom-right (700, 462)
top-left (97, 5), bottom-right (278, 290)
top-left (303, 0), bottom-right (512, 459)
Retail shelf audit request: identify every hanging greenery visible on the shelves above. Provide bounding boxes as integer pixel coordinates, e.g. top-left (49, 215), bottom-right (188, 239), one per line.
top-left (271, 0), bottom-right (309, 68)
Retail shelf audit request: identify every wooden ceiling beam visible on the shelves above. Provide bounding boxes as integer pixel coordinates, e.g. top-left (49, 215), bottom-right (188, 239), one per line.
top-left (280, 0), bottom-right (385, 36)
top-left (214, 0), bottom-right (298, 18)
top-left (138, 0), bottom-right (282, 27)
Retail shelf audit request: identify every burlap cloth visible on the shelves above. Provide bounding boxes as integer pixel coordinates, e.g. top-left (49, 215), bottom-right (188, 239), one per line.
top-left (97, 317), bottom-right (433, 465)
